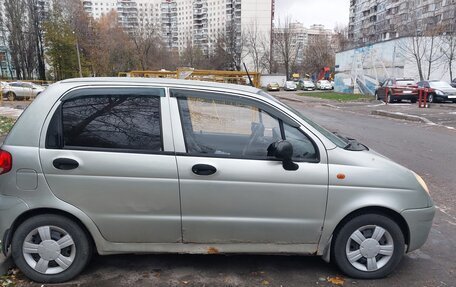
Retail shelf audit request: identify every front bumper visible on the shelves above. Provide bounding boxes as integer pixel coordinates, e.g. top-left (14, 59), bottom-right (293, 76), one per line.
top-left (401, 205), bottom-right (435, 252)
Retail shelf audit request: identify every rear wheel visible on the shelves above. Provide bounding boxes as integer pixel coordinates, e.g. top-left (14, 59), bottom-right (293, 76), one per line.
top-left (6, 91), bottom-right (16, 101)
top-left (332, 214), bottom-right (405, 279)
top-left (12, 214), bottom-right (92, 283)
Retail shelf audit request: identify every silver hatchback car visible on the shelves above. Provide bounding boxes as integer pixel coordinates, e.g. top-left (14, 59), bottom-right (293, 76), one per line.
top-left (0, 78), bottom-right (434, 283)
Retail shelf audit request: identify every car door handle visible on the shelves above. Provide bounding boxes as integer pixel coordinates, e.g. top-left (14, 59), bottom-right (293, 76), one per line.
top-left (53, 158), bottom-right (79, 170)
top-left (192, 164), bottom-right (217, 176)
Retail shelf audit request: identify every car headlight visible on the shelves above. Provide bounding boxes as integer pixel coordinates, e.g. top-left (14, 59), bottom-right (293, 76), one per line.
top-left (435, 90), bottom-right (445, 96)
top-left (413, 172), bottom-right (430, 194)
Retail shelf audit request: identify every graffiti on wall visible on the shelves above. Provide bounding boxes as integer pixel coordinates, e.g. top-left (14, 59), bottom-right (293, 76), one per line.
top-left (334, 40), bottom-right (406, 96)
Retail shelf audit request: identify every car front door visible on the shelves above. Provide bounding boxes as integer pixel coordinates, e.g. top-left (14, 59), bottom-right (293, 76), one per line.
top-left (170, 89), bottom-right (329, 245)
top-left (39, 87), bottom-right (182, 243)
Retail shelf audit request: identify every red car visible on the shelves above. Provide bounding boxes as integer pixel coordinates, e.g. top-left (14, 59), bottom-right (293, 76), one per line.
top-left (375, 78), bottom-right (418, 103)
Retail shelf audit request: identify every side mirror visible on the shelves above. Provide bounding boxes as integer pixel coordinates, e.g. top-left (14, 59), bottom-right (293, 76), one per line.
top-left (267, 140), bottom-right (299, 171)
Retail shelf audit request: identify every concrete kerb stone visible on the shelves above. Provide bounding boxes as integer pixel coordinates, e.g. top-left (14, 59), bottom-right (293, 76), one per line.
top-left (371, 110), bottom-right (434, 124)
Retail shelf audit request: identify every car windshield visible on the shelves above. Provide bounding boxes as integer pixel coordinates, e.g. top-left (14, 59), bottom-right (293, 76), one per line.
top-left (429, 81), bottom-right (452, 89)
top-left (396, 80), bottom-right (415, 86)
top-left (257, 91), bottom-right (349, 148)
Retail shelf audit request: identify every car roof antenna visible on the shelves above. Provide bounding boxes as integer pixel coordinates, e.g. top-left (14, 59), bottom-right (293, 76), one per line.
top-left (243, 62), bottom-right (254, 87)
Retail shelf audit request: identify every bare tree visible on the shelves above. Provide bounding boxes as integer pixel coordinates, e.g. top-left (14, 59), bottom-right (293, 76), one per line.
top-left (442, 34), bottom-right (456, 81)
top-left (274, 17), bottom-right (297, 80)
top-left (333, 24), bottom-right (350, 52)
top-left (131, 23), bottom-right (161, 70)
top-left (245, 21), bottom-right (266, 72)
top-left (303, 34), bottom-right (335, 76)
top-left (4, 0), bottom-right (32, 79)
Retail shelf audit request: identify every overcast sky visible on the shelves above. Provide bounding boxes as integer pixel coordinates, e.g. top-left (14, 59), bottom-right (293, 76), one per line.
top-left (275, 0), bottom-right (350, 30)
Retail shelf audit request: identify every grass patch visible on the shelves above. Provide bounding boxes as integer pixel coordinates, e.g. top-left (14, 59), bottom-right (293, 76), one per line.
top-left (0, 116), bottom-right (16, 135)
top-left (296, 91), bottom-right (371, 102)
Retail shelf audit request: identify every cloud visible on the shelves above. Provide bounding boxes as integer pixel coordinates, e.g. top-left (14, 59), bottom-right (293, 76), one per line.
top-left (275, 0), bottom-right (350, 30)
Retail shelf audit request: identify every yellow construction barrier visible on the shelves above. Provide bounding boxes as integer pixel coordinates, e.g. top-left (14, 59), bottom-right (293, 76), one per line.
top-left (119, 68), bottom-right (261, 88)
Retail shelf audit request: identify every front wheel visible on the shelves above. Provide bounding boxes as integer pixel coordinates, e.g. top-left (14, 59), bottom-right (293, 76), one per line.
top-left (428, 94), bottom-right (435, 103)
top-left (387, 93), bottom-right (393, 103)
top-left (12, 214), bottom-right (92, 283)
top-left (332, 214), bottom-right (405, 279)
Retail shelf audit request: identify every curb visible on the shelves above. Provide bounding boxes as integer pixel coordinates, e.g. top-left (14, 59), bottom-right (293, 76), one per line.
top-left (274, 95), bottom-right (302, 103)
top-left (371, 110), bottom-right (434, 124)
top-left (0, 254), bottom-right (13, 275)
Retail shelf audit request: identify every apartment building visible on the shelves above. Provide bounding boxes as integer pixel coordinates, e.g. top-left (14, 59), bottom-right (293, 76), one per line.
top-left (348, 0), bottom-right (456, 46)
top-left (82, 0), bottom-right (274, 58)
top-left (274, 22), bottom-right (334, 66)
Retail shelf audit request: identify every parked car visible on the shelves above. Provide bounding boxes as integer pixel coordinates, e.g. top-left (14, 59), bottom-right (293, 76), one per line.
top-left (266, 82), bottom-right (280, 91)
top-left (284, 81), bottom-right (297, 91)
top-left (299, 80), bottom-right (316, 91)
top-left (316, 80), bottom-right (332, 90)
top-left (0, 78), bottom-right (434, 283)
top-left (416, 80), bottom-right (456, 103)
top-left (2, 82), bottom-right (45, 101)
top-left (375, 78), bottom-right (418, 103)
top-left (451, 78), bottom-right (456, 88)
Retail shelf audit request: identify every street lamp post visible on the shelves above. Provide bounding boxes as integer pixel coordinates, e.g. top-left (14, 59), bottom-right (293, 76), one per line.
top-left (73, 31), bottom-right (83, 78)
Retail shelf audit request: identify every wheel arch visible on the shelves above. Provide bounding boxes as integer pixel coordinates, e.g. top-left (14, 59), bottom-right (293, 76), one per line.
top-left (4, 208), bottom-right (96, 255)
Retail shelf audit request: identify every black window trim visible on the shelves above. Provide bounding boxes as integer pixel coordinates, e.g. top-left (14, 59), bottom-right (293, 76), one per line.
top-left (172, 89), bottom-right (320, 164)
top-left (46, 87), bottom-right (168, 155)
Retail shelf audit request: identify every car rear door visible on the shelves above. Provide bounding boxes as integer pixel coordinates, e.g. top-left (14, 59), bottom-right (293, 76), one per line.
top-left (39, 87), bottom-right (182, 243)
top-left (169, 89), bottom-right (329, 245)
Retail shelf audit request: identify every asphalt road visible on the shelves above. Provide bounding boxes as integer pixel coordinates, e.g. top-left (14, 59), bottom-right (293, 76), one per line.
top-left (8, 99), bottom-right (456, 287)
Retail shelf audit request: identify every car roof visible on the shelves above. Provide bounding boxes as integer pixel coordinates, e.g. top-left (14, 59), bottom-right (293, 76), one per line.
top-left (60, 77), bottom-right (261, 94)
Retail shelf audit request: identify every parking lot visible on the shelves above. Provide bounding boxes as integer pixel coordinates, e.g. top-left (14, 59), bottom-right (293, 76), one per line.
top-left (1, 92), bottom-right (455, 287)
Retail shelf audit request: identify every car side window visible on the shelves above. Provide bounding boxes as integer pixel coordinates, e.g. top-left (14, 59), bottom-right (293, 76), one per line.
top-left (177, 94), bottom-right (281, 158)
top-left (46, 90), bottom-right (163, 152)
top-left (283, 122), bottom-right (318, 162)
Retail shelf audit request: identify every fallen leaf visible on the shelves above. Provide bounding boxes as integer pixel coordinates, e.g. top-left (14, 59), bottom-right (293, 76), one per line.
top-left (327, 276), bottom-right (345, 285)
top-left (261, 280), bottom-right (270, 285)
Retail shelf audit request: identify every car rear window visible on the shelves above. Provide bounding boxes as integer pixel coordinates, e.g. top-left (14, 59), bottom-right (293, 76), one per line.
top-left (61, 95), bottom-right (162, 151)
top-left (47, 90), bottom-right (164, 152)
top-left (396, 80), bottom-right (415, 86)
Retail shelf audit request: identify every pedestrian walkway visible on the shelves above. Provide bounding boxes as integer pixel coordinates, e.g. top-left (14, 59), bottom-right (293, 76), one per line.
top-left (0, 106), bottom-right (23, 118)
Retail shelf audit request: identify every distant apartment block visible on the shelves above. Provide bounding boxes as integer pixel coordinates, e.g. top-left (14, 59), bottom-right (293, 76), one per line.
top-left (82, 0), bottom-right (274, 59)
top-left (274, 22), bottom-right (334, 65)
top-left (348, 0), bottom-right (456, 46)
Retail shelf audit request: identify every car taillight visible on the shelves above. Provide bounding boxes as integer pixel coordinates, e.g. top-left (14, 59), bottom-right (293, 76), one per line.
top-left (0, 150), bottom-right (12, 175)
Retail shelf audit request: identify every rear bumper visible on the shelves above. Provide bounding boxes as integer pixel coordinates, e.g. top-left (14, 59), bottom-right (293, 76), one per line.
top-left (0, 195), bottom-right (29, 256)
top-left (401, 205), bottom-right (435, 252)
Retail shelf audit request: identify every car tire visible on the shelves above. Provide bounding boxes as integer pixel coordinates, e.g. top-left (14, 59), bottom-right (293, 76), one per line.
top-left (411, 99), bottom-right (417, 104)
top-left (332, 214), bottom-right (405, 279)
top-left (6, 91), bottom-right (16, 101)
top-left (375, 92), bottom-right (379, 101)
top-left (12, 214), bottom-right (92, 283)
top-left (387, 93), bottom-right (393, 103)
top-left (428, 94), bottom-right (434, 103)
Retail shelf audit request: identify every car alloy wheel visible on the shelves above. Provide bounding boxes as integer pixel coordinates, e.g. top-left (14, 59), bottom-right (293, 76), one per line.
top-left (345, 225), bottom-right (394, 272)
top-left (428, 94), bottom-right (434, 103)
